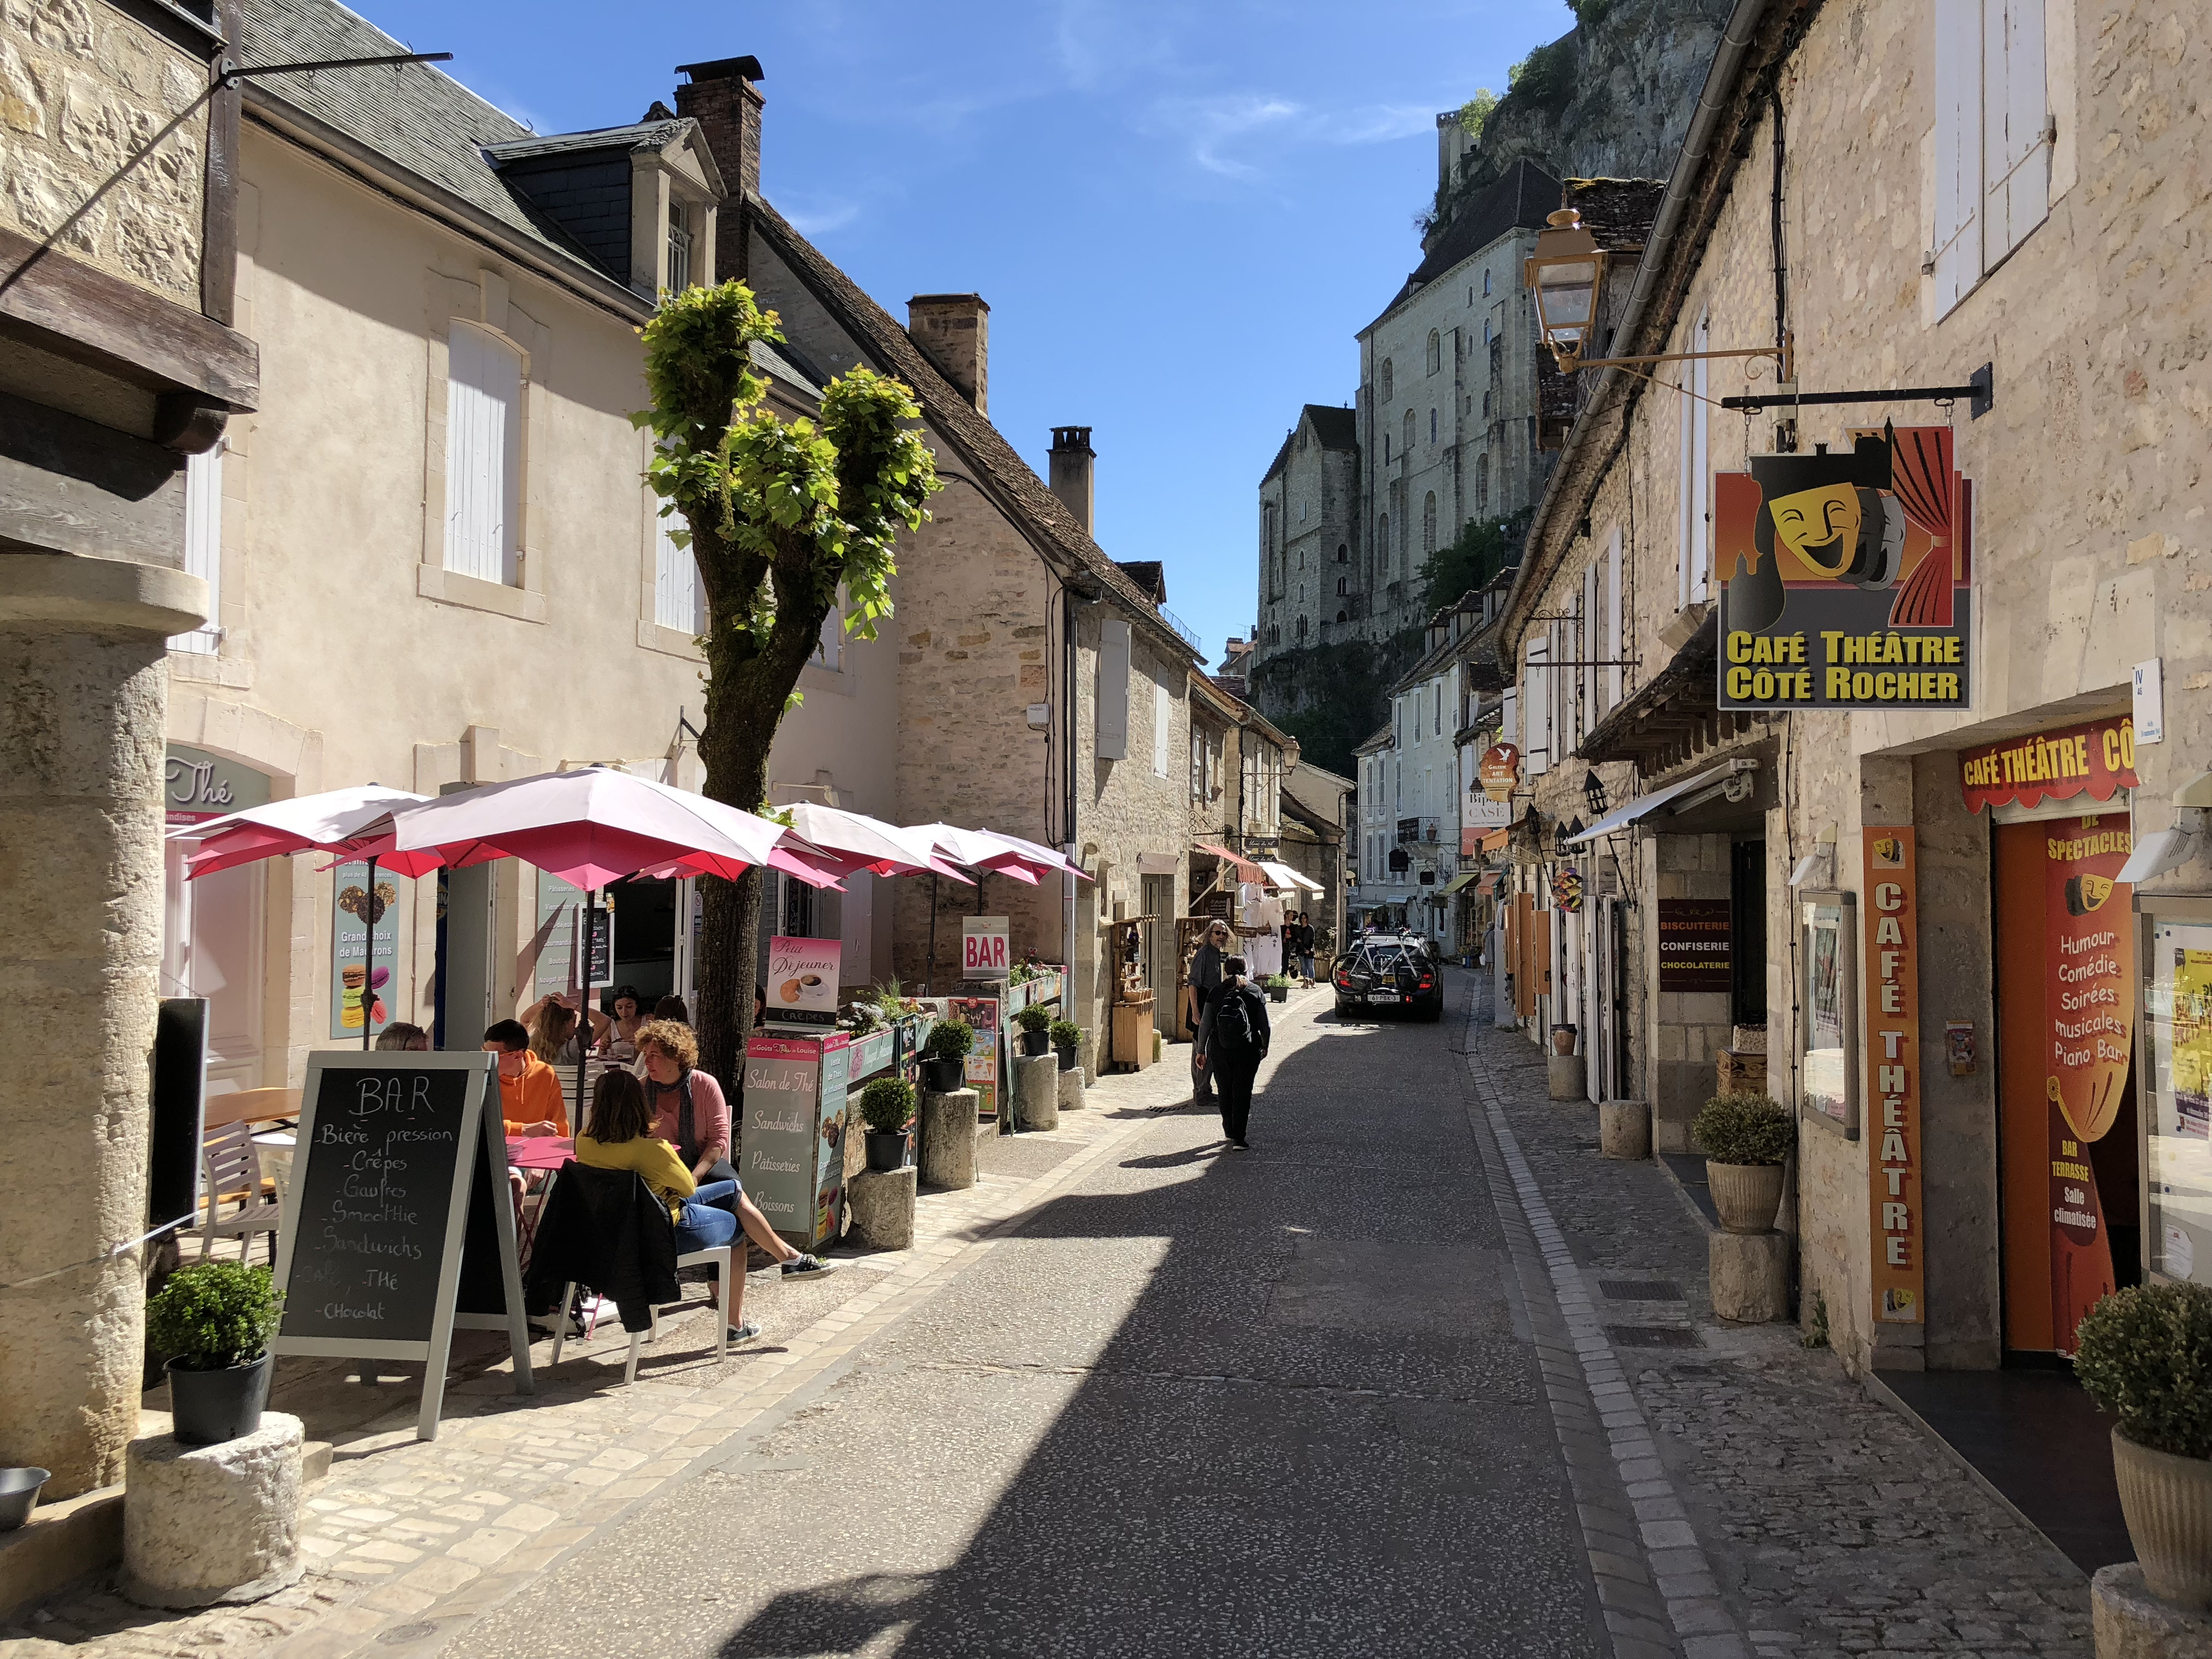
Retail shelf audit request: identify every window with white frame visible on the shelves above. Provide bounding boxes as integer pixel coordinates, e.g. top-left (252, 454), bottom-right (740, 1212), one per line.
top-left (653, 498), bottom-right (706, 635)
top-left (1152, 675), bottom-right (1172, 779)
top-left (812, 589), bottom-right (847, 670)
top-left (444, 322), bottom-right (523, 585)
top-left (667, 197), bottom-right (694, 293)
top-left (171, 442), bottom-right (224, 654)
top-left (1524, 635), bottom-right (1551, 777)
top-left (1677, 310), bottom-right (1710, 608)
top-left (1931, 0), bottom-right (2051, 316)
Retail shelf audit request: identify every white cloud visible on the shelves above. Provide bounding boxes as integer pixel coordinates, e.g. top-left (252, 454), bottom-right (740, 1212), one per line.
top-left (1146, 92), bottom-right (1302, 179)
top-left (782, 193), bottom-right (861, 237)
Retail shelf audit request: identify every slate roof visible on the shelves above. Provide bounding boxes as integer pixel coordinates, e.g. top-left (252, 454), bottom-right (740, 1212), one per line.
top-left (748, 197), bottom-right (1196, 660)
top-left (1566, 176), bottom-right (1666, 251)
top-left (1116, 561), bottom-right (1167, 603)
top-left (1365, 157), bottom-right (1560, 326)
top-left (238, 0), bottom-right (608, 280)
top-left (1261, 403), bottom-right (1361, 485)
top-left (483, 118), bottom-right (700, 168)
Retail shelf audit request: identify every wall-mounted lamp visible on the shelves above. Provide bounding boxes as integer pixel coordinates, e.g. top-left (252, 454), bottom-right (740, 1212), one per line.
top-left (1527, 207), bottom-right (1792, 380)
top-left (2118, 770), bottom-right (2211, 885)
top-left (1583, 769), bottom-right (1608, 819)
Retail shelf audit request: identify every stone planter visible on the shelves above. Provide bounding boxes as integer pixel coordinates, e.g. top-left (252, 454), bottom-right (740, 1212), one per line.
top-left (166, 1353), bottom-right (273, 1447)
top-left (124, 1412), bottom-right (302, 1609)
top-left (1599, 1099), bottom-right (1650, 1160)
top-left (2112, 1426), bottom-right (2212, 1610)
top-left (1707, 1161), bottom-right (1785, 1235)
top-left (863, 1130), bottom-right (907, 1173)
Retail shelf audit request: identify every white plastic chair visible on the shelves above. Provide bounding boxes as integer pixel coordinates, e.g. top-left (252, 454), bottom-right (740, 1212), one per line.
top-left (199, 1120), bottom-right (282, 1264)
top-left (547, 1241), bottom-right (732, 1384)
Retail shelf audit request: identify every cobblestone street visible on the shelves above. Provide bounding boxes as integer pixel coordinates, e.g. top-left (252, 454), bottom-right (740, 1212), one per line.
top-left (1, 975), bottom-right (2099, 1658)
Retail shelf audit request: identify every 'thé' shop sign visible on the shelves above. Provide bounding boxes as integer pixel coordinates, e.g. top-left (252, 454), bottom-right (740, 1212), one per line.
top-left (1716, 426), bottom-right (1972, 712)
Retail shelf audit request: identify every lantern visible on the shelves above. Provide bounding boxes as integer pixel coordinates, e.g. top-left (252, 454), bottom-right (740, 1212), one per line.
top-left (1525, 208), bottom-right (1607, 368)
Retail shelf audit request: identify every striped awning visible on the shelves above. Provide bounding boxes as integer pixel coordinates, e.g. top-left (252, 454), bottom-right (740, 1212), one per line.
top-left (1193, 841), bottom-right (1269, 885)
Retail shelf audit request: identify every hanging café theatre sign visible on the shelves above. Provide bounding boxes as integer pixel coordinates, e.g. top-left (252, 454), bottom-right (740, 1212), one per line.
top-left (1715, 426), bottom-right (1973, 712)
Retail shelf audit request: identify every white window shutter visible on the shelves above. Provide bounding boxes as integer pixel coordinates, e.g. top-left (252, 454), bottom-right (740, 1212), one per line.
top-left (1501, 686), bottom-right (1519, 747)
top-left (1097, 619), bottom-right (1131, 760)
top-left (1152, 676), bottom-right (1171, 778)
top-left (1932, 0), bottom-right (1984, 316)
top-left (444, 324), bottom-right (521, 583)
top-left (1984, 0), bottom-right (2049, 264)
top-left (653, 505), bottom-right (700, 634)
top-left (171, 444), bottom-right (223, 654)
top-left (1583, 560), bottom-right (1600, 739)
top-left (1677, 372), bottom-right (1694, 610)
top-left (1525, 638), bottom-right (1550, 777)
top-left (1606, 526), bottom-right (1624, 708)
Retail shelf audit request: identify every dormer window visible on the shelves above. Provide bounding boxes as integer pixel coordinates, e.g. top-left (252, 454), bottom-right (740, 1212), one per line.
top-left (667, 199), bottom-right (693, 293)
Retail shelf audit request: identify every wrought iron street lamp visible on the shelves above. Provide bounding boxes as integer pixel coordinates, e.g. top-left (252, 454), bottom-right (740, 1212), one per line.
top-left (1527, 208), bottom-right (1792, 380)
top-left (1583, 769), bottom-right (1608, 820)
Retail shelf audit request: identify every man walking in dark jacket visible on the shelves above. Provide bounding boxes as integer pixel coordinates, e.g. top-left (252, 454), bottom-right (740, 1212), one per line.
top-left (1194, 955), bottom-right (1271, 1149)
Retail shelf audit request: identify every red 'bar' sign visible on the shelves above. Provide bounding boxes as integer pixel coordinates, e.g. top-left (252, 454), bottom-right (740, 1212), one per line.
top-left (1959, 714), bottom-right (2139, 815)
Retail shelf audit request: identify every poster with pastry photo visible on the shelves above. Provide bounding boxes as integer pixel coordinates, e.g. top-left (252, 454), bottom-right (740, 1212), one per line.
top-left (765, 935), bottom-right (841, 1027)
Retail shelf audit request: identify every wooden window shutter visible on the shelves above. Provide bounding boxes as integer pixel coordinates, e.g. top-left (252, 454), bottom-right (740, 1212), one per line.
top-left (1983, 0), bottom-right (2050, 263)
top-left (1097, 619), bottom-right (1131, 760)
top-left (444, 323), bottom-right (521, 584)
top-left (171, 444), bottom-right (223, 654)
top-left (1931, 0), bottom-right (1984, 317)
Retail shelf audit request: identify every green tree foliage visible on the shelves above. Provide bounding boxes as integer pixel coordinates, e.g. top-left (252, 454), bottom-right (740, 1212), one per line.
top-left (1456, 88), bottom-right (1499, 139)
top-left (1250, 629), bottom-right (1424, 779)
top-left (1507, 38), bottom-right (1578, 112)
top-left (1417, 507), bottom-right (1530, 617)
top-left (635, 283), bottom-right (940, 1083)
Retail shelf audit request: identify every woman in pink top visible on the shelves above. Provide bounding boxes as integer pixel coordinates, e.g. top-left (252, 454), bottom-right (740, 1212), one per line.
top-left (632, 1020), bottom-right (837, 1280)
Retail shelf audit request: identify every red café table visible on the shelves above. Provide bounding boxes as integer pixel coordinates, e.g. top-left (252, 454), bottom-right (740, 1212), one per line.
top-left (506, 1136), bottom-right (574, 1264)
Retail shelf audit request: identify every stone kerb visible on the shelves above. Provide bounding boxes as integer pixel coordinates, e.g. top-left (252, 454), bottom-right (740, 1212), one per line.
top-left (1056, 1066), bottom-right (1083, 1115)
top-left (122, 1413), bottom-right (304, 1610)
top-left (919, 1088), bottom-right (978, 1190)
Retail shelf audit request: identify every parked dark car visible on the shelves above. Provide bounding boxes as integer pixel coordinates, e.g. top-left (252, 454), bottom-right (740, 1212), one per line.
top-left (1331, 935), bottom-right (1444, 1021)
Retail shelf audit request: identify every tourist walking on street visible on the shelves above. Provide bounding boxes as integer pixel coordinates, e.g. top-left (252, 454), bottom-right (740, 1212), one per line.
top-left (1194, 954), bottom-right (1270, 1149)
top-left (1186, 919), bottom-right (1232, 1105)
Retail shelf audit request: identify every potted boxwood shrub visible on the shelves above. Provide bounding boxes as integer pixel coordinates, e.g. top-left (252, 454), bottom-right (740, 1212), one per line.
top-left (147, 1259), bottom-right (285, 1446)
top-left (1264, 973), bottom-right (1290, 1004)
top-left (1050, 1019), bottom-right (1083, 1073)
top-left (858, 1076), bottom-right (916, 1172)
top-left (2074, 1281), bottom-right (2212, 1608)
top-left (1692, 1094), bottom-right (1791, 1235)
top-left (1014, 1003), bottom-right (1053, 1056)
top-left (921, 1018), bottom-right (974, 1094)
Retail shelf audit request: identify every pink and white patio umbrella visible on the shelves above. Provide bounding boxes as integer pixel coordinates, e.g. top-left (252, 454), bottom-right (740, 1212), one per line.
top-left (165, 786), bottom-right (437, 1048)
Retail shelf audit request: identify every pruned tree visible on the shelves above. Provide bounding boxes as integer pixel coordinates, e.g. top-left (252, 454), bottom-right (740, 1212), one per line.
top-left (635, 282), bottom-right (940, 1086)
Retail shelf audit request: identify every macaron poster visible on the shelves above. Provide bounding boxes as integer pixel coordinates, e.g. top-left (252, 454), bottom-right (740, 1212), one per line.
top-left (329, 862), bottom-right (402, 1039)
top-left (765, 935), bottom-right (841, 1026)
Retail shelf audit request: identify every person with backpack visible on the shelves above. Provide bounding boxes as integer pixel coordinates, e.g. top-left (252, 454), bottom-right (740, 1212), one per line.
top-left (1194, 954), bottom-right (1271, 1149)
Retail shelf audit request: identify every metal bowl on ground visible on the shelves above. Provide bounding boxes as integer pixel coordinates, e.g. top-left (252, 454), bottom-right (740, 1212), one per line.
top-left (0, 1467), bottom-right (50, 1530)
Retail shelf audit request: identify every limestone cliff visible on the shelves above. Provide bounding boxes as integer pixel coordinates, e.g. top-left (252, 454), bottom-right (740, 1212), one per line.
top-left (1431, 0), bottom-right (1734, 239)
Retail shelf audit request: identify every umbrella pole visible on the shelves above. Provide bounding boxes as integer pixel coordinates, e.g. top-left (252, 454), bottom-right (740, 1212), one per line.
top-left (576, 886), bottom-right (596, 1133)
top-left (926, 873), bottom-right (938, 995)
top-left (361, 853), bottom-right (379, 1051)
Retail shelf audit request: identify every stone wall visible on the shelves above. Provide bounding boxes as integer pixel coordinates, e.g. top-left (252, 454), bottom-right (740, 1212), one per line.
top-left (1, 0), bottom-right (208, 306)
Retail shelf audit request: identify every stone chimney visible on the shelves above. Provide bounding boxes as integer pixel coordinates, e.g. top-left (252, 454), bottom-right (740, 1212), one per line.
top-left (906, 294), bottom-right (988, 414)
top-left (674, 55), bottom-right (764, 200)
top-left (1048, 426), bottom-right (1094, 535)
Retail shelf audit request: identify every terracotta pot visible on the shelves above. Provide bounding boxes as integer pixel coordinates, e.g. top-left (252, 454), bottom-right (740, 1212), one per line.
top-left (1550, 1024), bottom-right (1577, 1056)
top-left (2112, 1426), bottom-right (2212, 1609)
top-left (1706, 1161), bottom-right (1784, 1235)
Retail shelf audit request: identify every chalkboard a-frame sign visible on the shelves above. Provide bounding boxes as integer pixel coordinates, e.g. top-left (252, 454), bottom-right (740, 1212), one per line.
top-left (272, 1051), bottom-right (534, 1439)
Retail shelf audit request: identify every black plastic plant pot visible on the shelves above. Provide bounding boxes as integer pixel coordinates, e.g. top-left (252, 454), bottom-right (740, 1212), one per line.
top-left (1055, 1043), bottom-right (1078, 1073)
top-left (1019, 1029), bottom-right (1051, 1057)
top-left (864, 1130), bottom-right (908, 1172)
top-left (166, 1352), bottom-right (273, 1446)
top-left (921, 1056), bottom-right (965, 1094)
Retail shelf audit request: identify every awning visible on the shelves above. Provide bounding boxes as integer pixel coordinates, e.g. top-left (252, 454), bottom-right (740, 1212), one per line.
top-left (1439, 872), bottom-right (1478, 896)
top-left (1258, 859), bottom-right (1322, 893)
top-left (1569, 758), bottom-right (1756, 845)
top-left (1193, 841), bottom-right (1268, 885)
top-left (1475, 873), bottom-right (1500, 896)
top-left (1478, 826), bottom-right (1510, 853)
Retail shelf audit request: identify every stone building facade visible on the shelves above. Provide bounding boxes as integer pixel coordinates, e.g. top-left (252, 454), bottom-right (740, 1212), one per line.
top-left (2, 0), bottom-right (253, 1501)
top-left (1496, 0), bottom-right (2212, 1387)
top-left (1255, 405), bottom-right (1357, 650)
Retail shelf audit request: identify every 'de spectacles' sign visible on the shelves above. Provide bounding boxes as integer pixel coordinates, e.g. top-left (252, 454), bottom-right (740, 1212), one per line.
top-left (1715, 426), bottom-right (1972, 712)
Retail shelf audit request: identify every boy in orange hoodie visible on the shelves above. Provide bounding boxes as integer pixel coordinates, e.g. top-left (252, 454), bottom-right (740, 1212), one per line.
top-left (482, 1018), bottom-right (567, 1136)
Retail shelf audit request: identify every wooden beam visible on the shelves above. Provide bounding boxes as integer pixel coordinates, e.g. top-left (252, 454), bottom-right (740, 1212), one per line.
top-left (0, 226), bottom-right (258, 409)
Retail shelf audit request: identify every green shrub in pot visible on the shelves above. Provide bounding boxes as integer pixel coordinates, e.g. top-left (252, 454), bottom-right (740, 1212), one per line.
top-left (1693, 1095), bottom-right (1791, 1235)
top-left (2074, 1281), bottom-right (2212, 1607)
top-left (1048, 1019), bottom-right (1082, 1048)
top-left (1692, 1094), bottom-right (1792, 1166)
top-left (924, 1019), bottom-right (975, 1061)
top-left (146, 1260), bottom-right (285, 1444)
top-left (858, 1076), bottom-right (917, 1134)
top-left (1014, 1004), bottom-right (1052, 1034)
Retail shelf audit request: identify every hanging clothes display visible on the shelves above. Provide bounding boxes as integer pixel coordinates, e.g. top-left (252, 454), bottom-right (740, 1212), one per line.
top-left (1239, 883), bottom-right (1284, 978)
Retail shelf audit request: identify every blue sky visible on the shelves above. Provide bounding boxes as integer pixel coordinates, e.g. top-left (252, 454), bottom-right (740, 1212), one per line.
top-left (357, 0), bottom-right (1574, 663)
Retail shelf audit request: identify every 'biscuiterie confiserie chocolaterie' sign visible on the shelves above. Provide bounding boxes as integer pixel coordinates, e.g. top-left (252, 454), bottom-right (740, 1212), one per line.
top-left (1958, 714), bottom-right (2140, 814)
top-left (1716, 426), bottom-right (1972, 712)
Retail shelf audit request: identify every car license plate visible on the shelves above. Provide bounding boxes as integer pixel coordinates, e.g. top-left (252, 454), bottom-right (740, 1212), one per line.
top-left (1369, 992), bottom-right (1399, 1004)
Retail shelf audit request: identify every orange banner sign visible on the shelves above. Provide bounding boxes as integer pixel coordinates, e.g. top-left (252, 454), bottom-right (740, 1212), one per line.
top-left (1958, 714), bottom-right (2140, 814)
top-left (1866, 829), bottom-right (1923, 1325)
top-left (2043, 812), bottom-right (2134, 1352)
